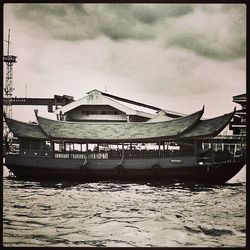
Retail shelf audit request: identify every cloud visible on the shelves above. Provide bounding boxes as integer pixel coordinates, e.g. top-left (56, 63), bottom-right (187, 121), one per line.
top-left (165, 4), bottom-right (246, 60)
top-left (11, 3), bottom-right (245, 61)
top-left (12, 4), bottom-right (195, 41)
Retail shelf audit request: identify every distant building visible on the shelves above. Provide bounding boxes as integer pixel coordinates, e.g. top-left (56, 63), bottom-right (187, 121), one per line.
top-left (229, 93), bottom-right (246, 137)
top-left (54, 89), bottom-right (185, 122)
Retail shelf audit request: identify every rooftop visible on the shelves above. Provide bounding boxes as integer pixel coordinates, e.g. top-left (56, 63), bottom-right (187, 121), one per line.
top-left (5, 107), bottom-right (235, 142)
top-left (54, 89), bottom-right (186, 120)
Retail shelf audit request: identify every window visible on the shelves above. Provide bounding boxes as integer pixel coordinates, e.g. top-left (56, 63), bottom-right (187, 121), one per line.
top-left (88, 143), bottom-right (98, 152)
top-left (54, 143), bottom-right (60, 151)
top-left (81, 144), bottom-right (87, 152)
top-left (65, 143), bottom-right (73, 151)
top-left (73, 143), bottom-right (81, 152)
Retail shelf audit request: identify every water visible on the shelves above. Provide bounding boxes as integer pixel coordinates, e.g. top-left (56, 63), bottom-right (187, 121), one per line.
top-left (3, 166), bottom-right (246, 247)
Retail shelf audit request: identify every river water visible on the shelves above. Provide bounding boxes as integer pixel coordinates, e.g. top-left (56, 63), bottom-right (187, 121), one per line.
top-left (3, 166), bottom-right (246, 247)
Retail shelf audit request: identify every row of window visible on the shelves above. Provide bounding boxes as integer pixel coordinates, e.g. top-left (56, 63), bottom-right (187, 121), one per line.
top-left (19, 140), bottom-right (195, 152)
top-left (18, 140), bottom-right (245, 157)
top-left (81, 110), bottom-right (120, 115)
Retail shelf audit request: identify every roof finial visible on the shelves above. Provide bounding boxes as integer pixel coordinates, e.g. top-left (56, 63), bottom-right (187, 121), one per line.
top-left (34, 109), bottom-right (38, 117)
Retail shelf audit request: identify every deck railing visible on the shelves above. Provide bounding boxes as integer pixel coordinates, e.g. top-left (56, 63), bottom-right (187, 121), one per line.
top-left (11, 140), bottom-right (245, 163)
top-left (53, 149), bottom-right (196, 160)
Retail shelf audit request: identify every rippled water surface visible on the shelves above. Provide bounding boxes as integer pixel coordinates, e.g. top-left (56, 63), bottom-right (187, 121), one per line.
top-left (3, 168), bottom-right (246, 247)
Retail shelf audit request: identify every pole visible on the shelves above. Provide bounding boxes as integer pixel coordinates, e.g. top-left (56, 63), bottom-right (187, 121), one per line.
top-left (25, 84), bottom-right (27, 98)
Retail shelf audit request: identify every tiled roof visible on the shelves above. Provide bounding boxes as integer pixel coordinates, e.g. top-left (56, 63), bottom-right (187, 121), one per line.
top-left (5, 118), bottom-right (49, 139)
top-left (182, 111), bottom-right (235, 138)
top-left (37, 109), bottom-right (204, 142)
top-left (6, 108), bottom-right (235, 142)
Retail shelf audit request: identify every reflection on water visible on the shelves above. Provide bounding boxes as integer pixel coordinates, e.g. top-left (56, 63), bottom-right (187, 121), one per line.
top-left (3, 175), bottom-right (246, 247)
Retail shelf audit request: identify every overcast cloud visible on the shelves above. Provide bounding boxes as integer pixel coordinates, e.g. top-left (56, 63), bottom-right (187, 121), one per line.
top-left (13, 4), bottom-right (245, 60)
top-left (3, 3), bottom-right (246, 122)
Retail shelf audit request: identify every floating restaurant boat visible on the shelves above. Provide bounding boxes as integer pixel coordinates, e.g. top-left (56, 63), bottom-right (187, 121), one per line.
top-left (4, 105), bottom-right (245, 184)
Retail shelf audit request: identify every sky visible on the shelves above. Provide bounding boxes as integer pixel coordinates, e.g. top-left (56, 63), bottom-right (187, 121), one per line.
top-left (3, 3), bottom-right (246, 122)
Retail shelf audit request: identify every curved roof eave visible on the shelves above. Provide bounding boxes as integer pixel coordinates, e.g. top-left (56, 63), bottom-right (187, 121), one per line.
top-left (36, 108), bottom-right (204, 141)
top-left (181, 109), bottom-right (235, 139)
top-left (4, 117), bottom-right (50, 139)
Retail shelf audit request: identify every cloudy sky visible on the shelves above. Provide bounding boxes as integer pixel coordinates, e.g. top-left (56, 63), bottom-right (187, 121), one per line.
top-left (3, 3), bottom-right (246, 122)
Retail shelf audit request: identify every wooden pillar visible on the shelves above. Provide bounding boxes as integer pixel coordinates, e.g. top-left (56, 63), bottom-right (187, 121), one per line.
top-left (158, 140), bottom-right (161, 158)
top-left (52, 141), bottom-right (55, 158)
top-left (86, 142), bottom-right (88, 159)
top-left (211, 139), bottom-right (214, 163)
top-left (69, 143), bottom-right (71, 159)
top-left (122, 142), bottom-right (124, 158)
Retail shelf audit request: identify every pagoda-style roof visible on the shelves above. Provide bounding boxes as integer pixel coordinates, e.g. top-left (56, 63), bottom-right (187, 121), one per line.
top-left (5, 107), bottom-right (235, 142)
top-left (182, 110), bottom-right (235, 138)
top-left (4, 118), bottom-right (49, 139)
top-left (36, 108), bottom-right (204, 142)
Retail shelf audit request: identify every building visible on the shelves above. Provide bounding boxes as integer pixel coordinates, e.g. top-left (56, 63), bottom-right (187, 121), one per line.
top-left (229, 93), bottom-right (246, 137)
top-left (54, 89), bottom-right (185, 122)
top-left (208, 93), bottom-right (247, 156)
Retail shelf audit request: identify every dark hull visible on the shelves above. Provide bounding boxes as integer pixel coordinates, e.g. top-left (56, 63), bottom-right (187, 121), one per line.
top-left (5, 155), bottom-right (245, 184)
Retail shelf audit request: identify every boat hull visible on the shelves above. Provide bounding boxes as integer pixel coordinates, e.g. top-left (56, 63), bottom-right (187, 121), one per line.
top-left (4, 154), bottom-right (245, 184)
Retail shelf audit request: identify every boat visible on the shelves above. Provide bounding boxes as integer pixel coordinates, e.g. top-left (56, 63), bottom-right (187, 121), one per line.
top-left (3, 106), bottom-right (246, 183)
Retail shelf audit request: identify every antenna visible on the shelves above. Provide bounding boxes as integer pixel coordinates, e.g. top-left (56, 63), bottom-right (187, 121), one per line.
top-left (5, 29), bottom-right (11, 56)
